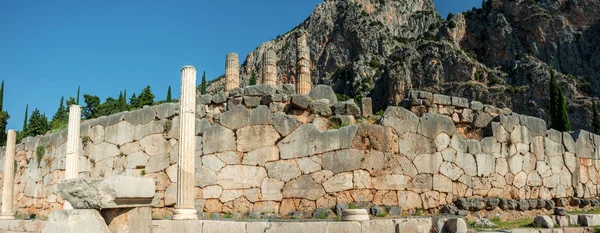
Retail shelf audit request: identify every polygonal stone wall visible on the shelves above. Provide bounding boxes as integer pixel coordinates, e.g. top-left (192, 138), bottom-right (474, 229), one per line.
top-left (1, 86), bottom-right (599, 218)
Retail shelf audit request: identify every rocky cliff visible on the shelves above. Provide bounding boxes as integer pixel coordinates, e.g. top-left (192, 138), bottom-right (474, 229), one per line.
top-left (209, 0), bottom-right (600, 132)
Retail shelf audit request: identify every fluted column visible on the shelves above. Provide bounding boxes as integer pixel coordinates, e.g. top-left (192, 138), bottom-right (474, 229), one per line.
top-left (0, 130), bottom-right (16, 220)
top-left (296, 30), bottom-right (312, 94)
top-left (263, 50), bottom-right (277, 86)
top-left (65, 105), bottom-right (81, 180)
top-left (173, 65), bottom-right (198, 220)
top-left (225, 53), bottom-right (239, 93)
top-left (63, 105), bottom-right (81, 209)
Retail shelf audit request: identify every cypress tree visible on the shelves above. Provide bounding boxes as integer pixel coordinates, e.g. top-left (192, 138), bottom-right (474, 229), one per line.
top-left (0, 80), bottom-right (4, 110)
top-left (129, 93), bottom-right (138, 110)
top-left (593, 101), bottom-right (600, 133)
top-left (22, 104), bottom-right (28, 132)
top-left (549, 68), bottom-right (571, 132)
top-left (49, 96), bottom-right (68, 130)
top-left (136, 86), bottom-right (155, 107)
top-left (0, 80), bottom-right (7, 145)
top-left (26, 108), bottom-right (49, 137)
top-left (166, 86), bottom-right (172, 102)
top-left (76, 86), bottom-right (81, 105)
top-left (200, 71), bottom-right (207, 94)
top-left (249, 71), bottom-right (257, 86)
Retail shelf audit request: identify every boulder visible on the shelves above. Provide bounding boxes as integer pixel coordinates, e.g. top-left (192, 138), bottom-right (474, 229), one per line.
top-left (308, 85), bottom-right (337, 104)
top-left (579, 215), bottom-right (600, 226)
top-left (534, 215), bottom-right (554, 228)
top-left (245, 84), bottom-right (277, 96)
top-left (59, 176), bottom-right (155, 209)
top-left (309, 99), bottom-right (332, 116)
top-left (291, 94), bottom-right (311, 109)
top-left (442, 218), bottom-right (468, 233)
top-left (42, 209), bottom-right (110, 233)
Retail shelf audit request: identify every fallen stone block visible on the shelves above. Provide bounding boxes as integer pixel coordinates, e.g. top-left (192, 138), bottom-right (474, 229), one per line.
top-left (59, 176), bottom-right (155, 209)
top-left (442, 218), bottom-right (468, 233)
top-left (579, 215), bottom-right (600, 226)
top-left (42, 209), bottom-right (110, 233)
top-left (534, 215), bottom-right (554, 228)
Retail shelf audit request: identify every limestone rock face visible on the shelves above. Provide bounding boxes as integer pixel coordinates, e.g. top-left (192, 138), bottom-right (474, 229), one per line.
top-left (58, 176), bottom-right (155, 209)
top-left (42, 209), bottom-right (110, 233)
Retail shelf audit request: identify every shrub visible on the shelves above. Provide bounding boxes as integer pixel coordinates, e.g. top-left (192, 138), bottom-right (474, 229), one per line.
top-left (36, 146), bottom-right (45, 167)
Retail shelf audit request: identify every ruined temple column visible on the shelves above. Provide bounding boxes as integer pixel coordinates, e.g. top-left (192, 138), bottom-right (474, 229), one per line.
top-left (225, 53), bottom-right (240, 93)
top-left (296, 30), bottom-right (312, 94)
top-left (63, 105), bottom-right (81, 210)
top-left (263, 50), bottom-right (277, 86)
top-left (65, 105), bottom-right (81, 180)
top-left (0, 130), bottom-right (16, 220)
top-left (173, 65), bottom-right (198, 220)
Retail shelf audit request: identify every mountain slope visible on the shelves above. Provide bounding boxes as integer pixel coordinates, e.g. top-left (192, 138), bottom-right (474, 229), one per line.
top-left (210, 0), bottom-right (600, 132)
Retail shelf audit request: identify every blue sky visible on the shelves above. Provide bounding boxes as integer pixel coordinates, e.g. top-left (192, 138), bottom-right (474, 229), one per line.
top-left (0, 0), bottom-right (480, 131)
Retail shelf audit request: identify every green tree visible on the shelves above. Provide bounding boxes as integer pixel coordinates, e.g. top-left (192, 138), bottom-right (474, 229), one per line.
top-left (76, 86), bottom-right (81, 105)
top-left (249, 71), bottom-right (257, 86)
top-left (49, 96), bottom-right (68, 131)
top-left (97, 97), bottom-right (119, 116)
top-left (129, 93), bottom-right (138, 110)
top-left (22, 104), bottom-right (28, 132)
top-left (66, 97), bottom-right (77, 108)
top-left (26, 108), bottom-right (48, 137)
top-left (200, 71), bottom-right (207, 94)
top-left (135, 86), bottom-right (154, 108)
top-left (117, 91), bottom-right (127, 112)
top-left (166, 86), bottom-right (172, 102)
top-left (0, 80), bottom-right (7, 145)
top-left (549, 68), bottom-right (571, 132)
top-left (82, 94), bottom-right (101, 119)
top-left (593, 101), bottom-right (600, 133)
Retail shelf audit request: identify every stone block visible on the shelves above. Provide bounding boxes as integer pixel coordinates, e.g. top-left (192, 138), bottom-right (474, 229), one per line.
top-left (270, 114), bottom-right (301, 136)
top-left (579, 215), bottom-right (600, 226)
top-left (451, 97), bottom-right (469, 108)
top-left (212, 92), bottom-right (227, 104)
top-left (217, 165), bottom-right (267, 189)
top-left (203, 125), bottom-right (236, 155)
top-left (152, 220), bottom-right (202, 233)
top-left (534, 215), bottom-right (555, 228)
top-left (101, 207), bottom-right (152, 233)
top-left (442, 218), bottom-right (468, 233)
top-left (519, 115), bottom-right (547, 137)
top-left (309, 99), bottom-right (332, 116)
top-left (291, 94), bottom-right (311, 109)
top-left (245, 84), bottom-right (277, 96)
top-left (282, 175), bottom-right (326, 201)
top-left (470, 101), bottom-right (483, 110)
top-left (433, 94), bottom-right (452, 105)
top-left (418, 113), bottom-right (457, 139)
top-left (243, 96), bottom-right (261, 108)
top-left (58, 176), bottom-right (155, 209)
top-left (308, 85), bottom-right (337, 104)
top-left (220, 105), bottom-right (250, 130)
top-left (42, 209), bottom-right (110, 233)
top-left (361, 98), bottom-right (373, 116)
top-left (237, 125), bottom-right (280, 152)
top-left (250, 105), bottom-right (272, 125)
top-left (381, 107), bottom-right (419, 135)
top-left (277, 84), bottom-right (296, 95)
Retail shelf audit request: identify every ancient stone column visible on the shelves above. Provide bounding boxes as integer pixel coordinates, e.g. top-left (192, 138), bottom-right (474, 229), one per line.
top-left (173, 65), bottom-right (198, 220)
top-left (63, 105), bottom-right (81, 210)
top-left (0, 130), bottom-right (16, 220)
top-left (225, 53), bottom-right (239, 93)
top-left (296, 30), bottom-right (312, 94)
top-left (263, 50), bottom-right (277, 86)
top-left (65, 105), bottom-right (81, 180)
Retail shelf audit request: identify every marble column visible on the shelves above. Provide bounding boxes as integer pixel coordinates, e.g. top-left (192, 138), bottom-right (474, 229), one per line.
top-left (63, 105), bottom-right (81, 209)
top-left (296, 30), bottom-right (312, 94)
top-left (262, 50), bottom-right (277, 86)
top-left (173, 65), bottom-right (198, 220)
top-left (225, 53), bottom-right (240, 93)
top-left (65, 105), bottom-right (81, 180)
top-left (0, 130), bottom-right (16, 220)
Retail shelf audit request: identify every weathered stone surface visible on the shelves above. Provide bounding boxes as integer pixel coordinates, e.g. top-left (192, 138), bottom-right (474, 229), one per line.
top-left (237, 125), bottom-right (280, 152)
top-left (140, 134), bottom-right (170, 156)
top-left (58, 176), bottom-right (155, 209)
top-left (278, 124), bottom-right (357, 159)
top-left (414, 153), bottom-right (443, 174)
top-left (101, 207), bottom-right (152, 233)
top-left (433, 94), bottom-right (451, 105)
top-left (90, 142), bottom-right (120, 162)
top-left (442, 218), bottom-right (468, 233)
top-left (418, 113), bottom-right (457, 139)
top-left (105, 121), bottom-right (135, 146)
top-left (474, 112), bottom-right (493, 128)
top-left (203, 125), bottom-right (236, 155)
top-left (435, 133), bottom-right (451, 151)
top-left (212, 92), bottom-right (227, 104)
top-left (396, 219), bottom-right (420, 233)
top-left (265, 160), bottom-right (301, 182)
top-left (216, 166), bottom-right (267, 189)
top-left (243, 96), bottom-right (261, 107)
top-left (220, 105), bottom-right (250, 130)
top-left (145, 154), bottom-right (170, 174)
top-left (534, 215), bottom-right (555, 228)
top-left (398, 132), bottom-right (435, 157)
top-left (322, 149), bottom-right (363, 173)
top-left (308, 85), bottom-right (337, 104)
top-left (282, 175), bottom-right (326, 201)
top-left (519, 115), bottom-right (547, 137)
top-left (475, 153), bottom-right (495, 177)
top-left (250, 105), bottom-right (272, 125)
top-left (455, 153), bottom-right (477, 177)
top-left (243, 146), bottom-right (279, 166)
top-left (381, 107), bottom-right (419, 135)
top-left (261, 178), bottom-right (284, 201)
top-left (291, 94), bottom-right (310, 109)
top-left (270, 114), bottom-right (301, 136)
top-left (308, 99), bottom-right (332, 116)
top-left (579, 215), bottom-right (600, 226)
top-left (42, 209), bottom-right (110, 233)
top-left (245, 84), bottom-right (277, 96)
top-left (372, 175), bottom-right (410, 190)
top-left (323, 172), bottom-right (353, 193)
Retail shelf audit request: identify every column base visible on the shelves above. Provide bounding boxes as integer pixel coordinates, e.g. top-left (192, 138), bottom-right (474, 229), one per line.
top-left (173, 208), bottom-right (198, 220)
top-left (0, 212), bottom-right (15, 220)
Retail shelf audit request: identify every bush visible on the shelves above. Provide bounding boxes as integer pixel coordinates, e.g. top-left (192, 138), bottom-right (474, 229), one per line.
top-left (335, 93), bottom-right (351, 102)
top-left (36, 146), bottom-right (45, 168)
